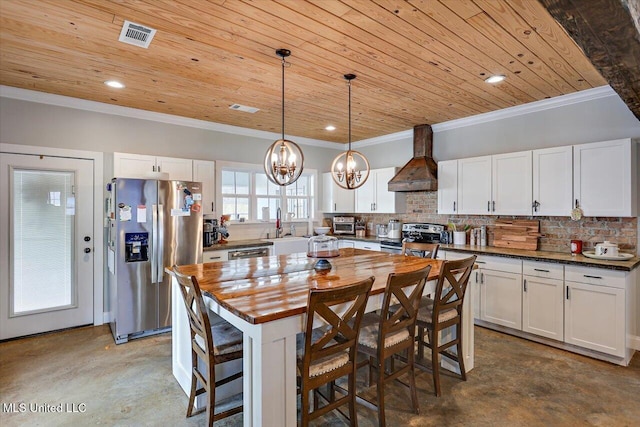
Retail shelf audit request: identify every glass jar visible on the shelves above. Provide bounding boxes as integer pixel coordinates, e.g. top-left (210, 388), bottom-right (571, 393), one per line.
top-left (307, 234), bottom-right (340, 259)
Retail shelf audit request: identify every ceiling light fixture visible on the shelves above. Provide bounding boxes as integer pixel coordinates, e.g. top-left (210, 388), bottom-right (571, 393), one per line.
top-left (104, 80), bottom-right (125, 89)
top-left (331, 74), bottom-right (370, 190)
top-left (325, 125), bottom-right (336, 131)
top-left (485, 75), bottom-right (506, 84)
top-left (264, 49), bottom-right (304, 186)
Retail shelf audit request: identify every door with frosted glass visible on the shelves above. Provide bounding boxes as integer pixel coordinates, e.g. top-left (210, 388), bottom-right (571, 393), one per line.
top-left (0, 153), bottom-right (94, 339)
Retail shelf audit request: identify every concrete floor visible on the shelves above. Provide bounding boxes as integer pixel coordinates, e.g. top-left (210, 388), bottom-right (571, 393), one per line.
top-left (1, 325), bottom-right (639, 426)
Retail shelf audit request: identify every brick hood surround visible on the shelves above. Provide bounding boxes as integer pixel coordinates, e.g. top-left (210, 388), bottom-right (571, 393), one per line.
top-left (388, 124), bottom-right (438, 192)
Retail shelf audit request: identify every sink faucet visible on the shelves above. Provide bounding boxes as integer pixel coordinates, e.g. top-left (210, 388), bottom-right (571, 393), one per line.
top-left (275, 207), bottom-right (283, 238)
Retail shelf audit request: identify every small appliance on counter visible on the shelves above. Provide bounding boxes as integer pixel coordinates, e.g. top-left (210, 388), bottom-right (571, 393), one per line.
top-left (333, 216), bottom-right (355, 235)
top-left (203, 219), bottom-right (218, 247)
top-left (387, 219), bottom-right (402, 239)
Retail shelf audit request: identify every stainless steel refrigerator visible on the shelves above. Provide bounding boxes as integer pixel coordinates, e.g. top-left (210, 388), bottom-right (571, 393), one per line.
top-left (106, 178), bottom-right (203, 344)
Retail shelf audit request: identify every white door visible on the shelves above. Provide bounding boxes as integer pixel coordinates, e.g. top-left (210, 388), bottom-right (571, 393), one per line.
top-left (522, 276), bottom-right (564, 341)
top-left (457, 155), bottom-right (492, 215)
top-left (0, 154), bottom-right (94, 339)
top-left (480, 269), bottom-right (523, 330)
top-left (354, 172), bottom-right (376, 213)
top-left (492, 151), bottom-right (532, 215)
top-left (437, 160), bottom-right (458, 214)
top-left (532, 146), bottom-right (573, 216)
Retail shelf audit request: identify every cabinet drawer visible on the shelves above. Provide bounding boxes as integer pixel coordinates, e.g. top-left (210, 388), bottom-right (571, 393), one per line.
top-left (565, 265), bottom-right (626, 289)
top-left (475, 255), bottom-right (522, 274)
top-left (203, 250), bottom-right (228, 262)
top-left (523, 260), bottom-right (563, 280)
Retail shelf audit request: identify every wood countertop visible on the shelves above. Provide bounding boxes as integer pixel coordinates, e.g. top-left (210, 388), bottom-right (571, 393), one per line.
top-left (441, 244), bottom-right (640, 271)
top-left (171, 248), bottom-right (442, 325)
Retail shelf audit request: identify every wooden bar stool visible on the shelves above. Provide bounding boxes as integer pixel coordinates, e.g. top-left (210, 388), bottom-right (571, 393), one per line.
top-left (401, 241), bottom-right (440, 259)
top-left (355, 265), bottom-right (431, 427)
top-left (415, 255), bottom-right (476, 396)
top-left (173, 265), bottom-right (243, 426)
top-left (297, 276), bottom-right (375, 427)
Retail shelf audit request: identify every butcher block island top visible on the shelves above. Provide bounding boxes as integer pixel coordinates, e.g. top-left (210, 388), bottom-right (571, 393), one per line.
top-left (170, 248), bottom-right (441, 325)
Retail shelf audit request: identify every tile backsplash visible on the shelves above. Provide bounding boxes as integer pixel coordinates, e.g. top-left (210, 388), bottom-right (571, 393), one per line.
top-left (325, 191), bottom-right (638, 254)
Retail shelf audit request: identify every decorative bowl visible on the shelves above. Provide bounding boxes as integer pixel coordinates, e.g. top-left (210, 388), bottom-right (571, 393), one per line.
top-left (314, 226), bottom-right (331, 235)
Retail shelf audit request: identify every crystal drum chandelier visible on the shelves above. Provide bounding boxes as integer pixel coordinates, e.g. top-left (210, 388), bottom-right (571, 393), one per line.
top-left (331, 74), bottom-right (370, 190)
top-left (264, 49), bottom-right (304, 186)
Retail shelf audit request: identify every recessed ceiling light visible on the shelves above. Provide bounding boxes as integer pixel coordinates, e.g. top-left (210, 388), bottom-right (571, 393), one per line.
top-left (325, 125), bottom-right (336, 131)
top-left (104, 80), bottom-right (125, 89)
top-left (485, 75), bottom-right (506, 84)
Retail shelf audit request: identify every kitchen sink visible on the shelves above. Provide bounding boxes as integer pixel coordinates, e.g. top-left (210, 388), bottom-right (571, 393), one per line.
top-left (262, 236), bottom-right (309, 255)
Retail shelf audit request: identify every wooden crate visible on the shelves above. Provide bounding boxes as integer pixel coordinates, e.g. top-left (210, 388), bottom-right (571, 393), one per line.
top-left (492, 219), bottom-right (541, 250)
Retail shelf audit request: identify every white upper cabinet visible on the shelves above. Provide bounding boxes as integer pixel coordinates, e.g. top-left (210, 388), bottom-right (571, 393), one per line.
top-left (156, 156), bottom-right (193, 181)
top-left (457, 156), bottom-right (492, 215)
top-left (113, 152), bottom-right (193, 181)
top-left (113, 153), bottom-right (156, 178)
top-left (322, 172), bottom-right (355, 213)
top-left (437, 160), bottom-right (458, 214)
top-left (193, 160), bottom-right (216, 215)
top-left (492, 151), bottom-right (532, 215)
top-left (355, 167), bottom-right (406, 214)
top-left (532, 146), bottom-right (573, 216)
top-left (573, 139), bottom-right (637, 217)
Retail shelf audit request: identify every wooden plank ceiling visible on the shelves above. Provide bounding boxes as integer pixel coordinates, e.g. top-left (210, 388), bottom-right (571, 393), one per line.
top-left (0, 0), bottom-right (608, 144)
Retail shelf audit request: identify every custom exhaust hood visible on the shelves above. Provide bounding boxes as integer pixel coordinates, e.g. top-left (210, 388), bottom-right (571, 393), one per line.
top-left (387, 124), bottom-right (438, 192)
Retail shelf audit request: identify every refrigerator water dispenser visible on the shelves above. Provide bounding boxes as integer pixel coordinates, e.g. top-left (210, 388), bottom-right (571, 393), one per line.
top-left (125, 232), bottom-right (149, 262)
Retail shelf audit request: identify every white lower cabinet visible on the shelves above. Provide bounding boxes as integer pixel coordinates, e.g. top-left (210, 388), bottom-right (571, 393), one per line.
top-left (443, 250), bottom-right (636, 364)
top-left (480, 267), bottom-right (523, 330)
top-left (564, 266), bottom-right (626, 358)
top-left (203, 250), bottom-right (228, 262)
top-left (339, 240), bottom-right (380, 251)
top-left (522, 261), bottom-right (564, 341)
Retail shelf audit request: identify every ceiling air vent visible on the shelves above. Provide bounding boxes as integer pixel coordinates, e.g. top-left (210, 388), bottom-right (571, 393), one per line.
top-left (118, 20), bottom-right (156, 49)
top-left (229, 104), bottom-right (260, 113)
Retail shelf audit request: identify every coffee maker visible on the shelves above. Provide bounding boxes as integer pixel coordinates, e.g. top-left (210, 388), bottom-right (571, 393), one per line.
top-left (203, 219), bottom-right (219, 247)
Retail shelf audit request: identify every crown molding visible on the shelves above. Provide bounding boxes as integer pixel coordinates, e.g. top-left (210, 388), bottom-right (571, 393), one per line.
top-left (351, 85), bottom-right (618, 148)
top-left (0, 85), bottom-right (336, 149)
top-left (2, 85), bottom-right (617, 150)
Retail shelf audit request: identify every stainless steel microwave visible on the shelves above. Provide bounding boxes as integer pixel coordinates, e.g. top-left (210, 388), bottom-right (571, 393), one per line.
top-left (333, 216), bottom-right (355, 235)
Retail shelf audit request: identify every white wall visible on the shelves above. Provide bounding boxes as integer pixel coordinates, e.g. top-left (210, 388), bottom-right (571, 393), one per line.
top-left (360, 90), bottom-right (640, 167)
top-left (0, 97), bottom-right (338, 169)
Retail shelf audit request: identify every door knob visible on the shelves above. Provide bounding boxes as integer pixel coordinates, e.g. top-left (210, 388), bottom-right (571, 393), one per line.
top-left (84, 248), bottom-right (91, 253)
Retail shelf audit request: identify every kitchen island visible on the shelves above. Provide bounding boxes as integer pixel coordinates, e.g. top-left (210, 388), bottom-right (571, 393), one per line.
top-left (169, 248), bottom-right (474, 427)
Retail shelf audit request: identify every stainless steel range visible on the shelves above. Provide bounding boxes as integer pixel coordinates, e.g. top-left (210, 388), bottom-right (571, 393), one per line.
top-left (380, 223), bottom-right (445, 255)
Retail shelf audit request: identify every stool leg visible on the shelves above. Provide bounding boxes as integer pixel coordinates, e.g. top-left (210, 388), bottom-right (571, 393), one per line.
top-left (430, 328), bottom-right (441, 397)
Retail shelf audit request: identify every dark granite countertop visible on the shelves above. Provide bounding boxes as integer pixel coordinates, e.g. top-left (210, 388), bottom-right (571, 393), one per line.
top-left (440, 244), bottom-right (640, 272)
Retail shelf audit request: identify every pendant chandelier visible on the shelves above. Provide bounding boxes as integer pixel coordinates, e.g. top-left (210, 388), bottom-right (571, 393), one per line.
top-left (331, 74), bottom-right (370, 190)
top-left (264, 49), bottom-right (304, 186)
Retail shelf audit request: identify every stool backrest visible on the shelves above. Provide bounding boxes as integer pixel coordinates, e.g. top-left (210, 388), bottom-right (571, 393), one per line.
top-left (433, 256), bottom-right (476, 319)
top-left (300, 276), bottom-right (374, 377)
top-left (401, 242), bottom-right (440, 259)
top-left (173, 266), bottom-right (214, 357)
top-left (378, 265), bottom-right (432, 350)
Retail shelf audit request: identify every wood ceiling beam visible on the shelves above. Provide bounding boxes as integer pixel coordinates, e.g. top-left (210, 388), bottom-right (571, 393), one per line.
top-left (539, 0), bottom-right (640, 120)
